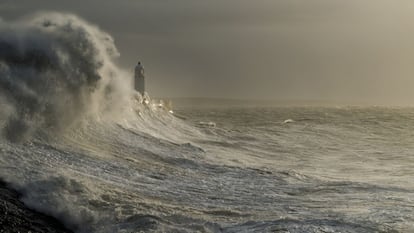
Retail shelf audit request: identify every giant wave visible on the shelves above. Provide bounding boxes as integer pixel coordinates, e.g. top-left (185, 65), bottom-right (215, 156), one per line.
top-left (0, 13), bottom-right (412, 233)
top-left (0, 12), bottom-right (135, 142)
top-left (0, 13), bottom-right (211, 232)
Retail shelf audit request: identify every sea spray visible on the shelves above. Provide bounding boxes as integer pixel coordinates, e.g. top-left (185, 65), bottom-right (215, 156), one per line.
top-left (0, 12), bottom-right (134, 141)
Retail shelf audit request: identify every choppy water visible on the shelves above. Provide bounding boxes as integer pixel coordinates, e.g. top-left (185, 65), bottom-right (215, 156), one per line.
top-left (1, 105), bottom-right (413, 233)
top-left (0, 12), bottom-right (413, 233)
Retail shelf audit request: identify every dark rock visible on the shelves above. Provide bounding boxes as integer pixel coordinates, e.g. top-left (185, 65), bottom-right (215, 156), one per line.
top-left (0, 180), bottom-right (73, 233)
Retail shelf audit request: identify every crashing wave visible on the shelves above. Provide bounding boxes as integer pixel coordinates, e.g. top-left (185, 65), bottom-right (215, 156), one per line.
top-left (0, 12), bottom-right (135, 142)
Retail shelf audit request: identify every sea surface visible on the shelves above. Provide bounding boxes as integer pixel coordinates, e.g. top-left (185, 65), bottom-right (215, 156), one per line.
top-left (1, 12), bottom-right (413, 233)
top-left (1, 105), bottom-right (413, 233)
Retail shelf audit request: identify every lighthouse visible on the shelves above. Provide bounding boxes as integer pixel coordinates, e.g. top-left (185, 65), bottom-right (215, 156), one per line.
top-left (134, 61), bottom-right (145, 94)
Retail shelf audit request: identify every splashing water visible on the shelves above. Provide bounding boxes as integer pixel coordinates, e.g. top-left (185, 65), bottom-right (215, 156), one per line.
top-left (0, 12), bottom-right (135, 142)
top-left (0, 13), bottom-right (413, 233)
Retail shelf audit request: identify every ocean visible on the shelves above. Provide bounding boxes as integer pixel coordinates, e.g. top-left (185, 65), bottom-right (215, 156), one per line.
top-left (0, 12), bottom-right (413, 233)
top-left (1, 105), bottom-right (414, 232)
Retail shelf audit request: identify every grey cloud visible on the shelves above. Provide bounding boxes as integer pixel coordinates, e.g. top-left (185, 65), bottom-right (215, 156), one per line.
top-left (1, 0), bottom-right (414, 105)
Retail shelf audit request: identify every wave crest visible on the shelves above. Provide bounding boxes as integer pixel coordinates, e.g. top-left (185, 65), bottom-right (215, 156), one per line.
top-left (0, 13), bottom-right (133, 142)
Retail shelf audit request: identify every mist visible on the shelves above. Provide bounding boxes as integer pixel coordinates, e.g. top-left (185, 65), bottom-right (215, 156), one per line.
top-left (1, 0), bottom-right (414, 105)
top-left (0, 12), bottom-right (134, 141)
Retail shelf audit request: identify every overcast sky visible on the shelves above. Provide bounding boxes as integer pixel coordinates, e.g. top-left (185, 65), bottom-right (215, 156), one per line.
top-left (1, 0), bottom-right (414, 105)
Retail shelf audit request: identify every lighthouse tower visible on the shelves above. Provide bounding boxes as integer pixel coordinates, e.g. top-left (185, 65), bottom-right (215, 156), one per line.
top-left (134, 61), bottom-right (145, 94)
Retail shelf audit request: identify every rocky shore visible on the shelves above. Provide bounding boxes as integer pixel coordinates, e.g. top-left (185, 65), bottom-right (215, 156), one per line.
top-left (0, 180), bottom-right (73, 233)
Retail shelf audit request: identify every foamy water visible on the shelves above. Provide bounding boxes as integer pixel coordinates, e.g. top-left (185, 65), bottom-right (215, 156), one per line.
top-left (0, 12), bottom-right (413, 233)
top-left (1, 106), bottom-right (414, 232)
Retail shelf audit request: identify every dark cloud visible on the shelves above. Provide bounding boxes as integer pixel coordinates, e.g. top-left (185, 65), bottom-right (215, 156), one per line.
top-left (1, 0), bottom-right (414, 105)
